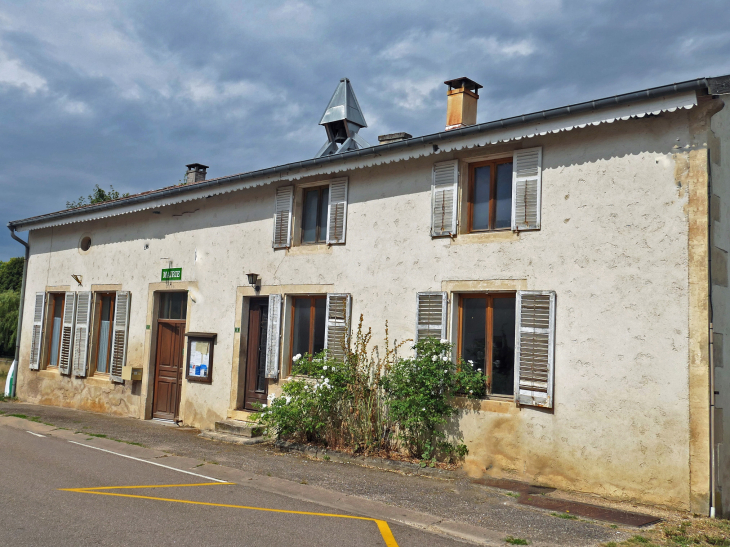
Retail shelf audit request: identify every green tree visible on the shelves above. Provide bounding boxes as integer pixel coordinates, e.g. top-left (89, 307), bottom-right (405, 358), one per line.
top-left (66, 184), bottom-right (129, 209)
top-left (0, 290), bottom-right (20, 356)
top-left (0, 257), bottom-right (23, 292)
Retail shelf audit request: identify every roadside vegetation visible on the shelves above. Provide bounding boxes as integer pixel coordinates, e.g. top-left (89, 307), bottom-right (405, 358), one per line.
top-left (602, 516), bottom-right (730, 546)
top-left (255, 316), bottom-right (486, 465)
top-left (0, 257), bottom-right (23, 360)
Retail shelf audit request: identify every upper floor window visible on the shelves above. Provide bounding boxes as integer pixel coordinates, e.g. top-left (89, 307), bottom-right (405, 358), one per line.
top-left (301, 186), bottom-right (330, 244)
top-left (469, 159), bottom-right (513, 232)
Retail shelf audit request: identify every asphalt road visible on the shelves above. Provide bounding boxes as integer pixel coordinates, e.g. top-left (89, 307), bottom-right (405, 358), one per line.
top-left (0, 423), bottom-right (468, 547)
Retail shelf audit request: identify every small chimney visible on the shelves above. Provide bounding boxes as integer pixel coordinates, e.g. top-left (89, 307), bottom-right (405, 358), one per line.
top-left (378, 132), bottom-right (412, 145)
top-left (185, 163), bottom-right (208, 184)
top-left (444, 77), bottom-right (483, 131)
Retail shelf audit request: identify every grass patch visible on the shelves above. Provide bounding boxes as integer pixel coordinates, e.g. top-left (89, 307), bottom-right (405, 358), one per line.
top-left (505, 492), bottom-right (520, 498)
top-left (601, 518), bottom-right (730, 547)
top-left (112, 439), bottom-right (144, 447)
top-left (86, 433), bottom-right (107, 438)
top-left (504, 538), bottom-right (529, 545)
top-left (8, 413), bottom-right (53, 426)
top-left (551, 512), bottom-right (578, 520)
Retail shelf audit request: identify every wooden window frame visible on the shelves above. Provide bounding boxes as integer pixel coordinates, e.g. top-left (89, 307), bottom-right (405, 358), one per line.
top-left (288, 295), bottom-right (326, 372)
top-left (467, 158), bottom-right (514, 233)
top-left (44, 292), bottom-right (65, 369)
top-left (300, 185), bottom-right (329, 245)
top-left (90, 292), bottom-right (115, 377)
top-left (457, 292), bottom-right (516, 396)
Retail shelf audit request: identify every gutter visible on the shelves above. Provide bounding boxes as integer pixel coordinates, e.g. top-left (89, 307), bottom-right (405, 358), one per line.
top-left (6, 227), bottom-right (29, 398)
top-left (8, 76), bottom-right (727, 232)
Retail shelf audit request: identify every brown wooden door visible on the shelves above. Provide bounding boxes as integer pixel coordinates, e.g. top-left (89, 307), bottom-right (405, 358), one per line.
top-left (152, 320), bottom-right (185, 420)
top-left (244, 299), bottom-right (269, 411)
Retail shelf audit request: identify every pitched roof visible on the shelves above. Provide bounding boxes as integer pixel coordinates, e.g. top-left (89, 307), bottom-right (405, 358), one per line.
top-left (8, 75), bottom-right (729, 232)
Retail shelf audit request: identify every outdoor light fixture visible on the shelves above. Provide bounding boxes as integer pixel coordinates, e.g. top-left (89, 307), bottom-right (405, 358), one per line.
top-left (247, 273), bottom-right (261, 292)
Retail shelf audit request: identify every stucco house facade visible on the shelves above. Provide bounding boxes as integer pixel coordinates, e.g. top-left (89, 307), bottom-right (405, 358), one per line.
top-left (8, 75), bottom-right (730, 517)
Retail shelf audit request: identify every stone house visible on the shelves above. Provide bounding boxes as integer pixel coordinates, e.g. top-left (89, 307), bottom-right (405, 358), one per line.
top-left (8, 74), bottom-right (730, 517)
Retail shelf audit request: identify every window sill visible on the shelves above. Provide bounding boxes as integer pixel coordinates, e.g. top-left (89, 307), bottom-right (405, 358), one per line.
top-left (85, 376), bottom-right (112, 387)
top-left (450, 231), bottom-right (519, 245)
top-left (453, 395), bottom-right (515, 414)
top-left (36, 368), bottom-right (60, 379)
top-left (286, 245), bottom-right (333, 256)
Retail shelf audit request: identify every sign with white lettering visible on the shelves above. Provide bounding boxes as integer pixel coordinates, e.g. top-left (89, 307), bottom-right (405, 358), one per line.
top-left (161, 268), bottom-right (182, 281)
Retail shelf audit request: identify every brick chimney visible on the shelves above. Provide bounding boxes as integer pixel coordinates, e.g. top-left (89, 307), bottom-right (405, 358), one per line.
top-left (444, 77), bottom-right (483, 131)
top-left (185, 163), bottom-right (208, 184)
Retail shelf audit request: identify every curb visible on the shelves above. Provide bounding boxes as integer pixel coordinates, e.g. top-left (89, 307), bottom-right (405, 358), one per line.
top-left (274, 440), bottom-right (457, 479)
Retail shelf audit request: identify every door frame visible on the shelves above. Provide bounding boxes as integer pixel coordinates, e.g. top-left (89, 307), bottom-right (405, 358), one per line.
top-left (243, 297), bottom-right (269, 411)
top-left (142, 284), bottom-right (194, 421)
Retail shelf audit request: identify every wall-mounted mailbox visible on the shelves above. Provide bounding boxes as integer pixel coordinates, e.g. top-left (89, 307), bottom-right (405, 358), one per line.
top-left (122, 367), bottom-right (143, 381)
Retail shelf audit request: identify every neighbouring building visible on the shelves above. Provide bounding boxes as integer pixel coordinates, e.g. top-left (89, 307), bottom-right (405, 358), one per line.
top-left (8, 74), bottom-right (730, 517)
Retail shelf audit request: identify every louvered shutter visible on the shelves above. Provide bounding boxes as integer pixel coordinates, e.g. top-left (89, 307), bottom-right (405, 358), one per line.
top-left (415, 292), bottom-right (447, 342)
top-left (58, 292), bottom-right (76, 375)
top-left (514, 291), bottom-right (555, 408)
top-left (265, 294), bottom-right (281, 379)
top-left (272, 186), bottom-right (294, 249)
top-left (29, 292), bottom-right (46, 370)
top-left (511, 147), bottom-right (542, 231)
top-left (72, 292), bottom-right (92, 377)
top-left (431, 160), bottom-right (458, 237)
top-left (324, 294), bottom-right (352, 361)
top-left (109, 291), bottom-right (130, 382)
top-left (326, 178), bottom-right (348, 245)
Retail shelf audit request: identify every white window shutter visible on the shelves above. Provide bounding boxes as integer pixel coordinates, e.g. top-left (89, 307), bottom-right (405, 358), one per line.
top-left (58, 292), bottom-right (76, 375)
top-left (324, 294), bottom-right (352, 361)
top-left (72, 292), bottom-right (92, 377)
top-left (431, 160), bottom-right (458, 237)
top-left (326, 178), bottom-right (348, 245)
top-left (514, 291), bottom-right (555, 408)
top-left (265, 294), bottom-right (282, 379)
top-left (272, 186), bottom-right (294, 249)
top-left (415, 292), bottom-right (447, 342)
top-left (109, 291), bottom-right (131, 383)
top-left (29, 292), bottom-right (46, 370)
top-left (511, 147), bottom-right (542, 231)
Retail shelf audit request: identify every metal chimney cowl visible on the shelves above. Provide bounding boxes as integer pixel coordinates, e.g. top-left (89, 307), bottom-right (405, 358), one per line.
top-left (314, 78), bottom-right (371, 158)
top-left (185, 163), bottom-right (208, 184)
top-left (444, 77), bottom-right (483, 131)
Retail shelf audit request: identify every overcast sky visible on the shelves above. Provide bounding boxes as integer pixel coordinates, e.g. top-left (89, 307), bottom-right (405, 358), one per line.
top-left (1, 0), bottom-right (729, 259)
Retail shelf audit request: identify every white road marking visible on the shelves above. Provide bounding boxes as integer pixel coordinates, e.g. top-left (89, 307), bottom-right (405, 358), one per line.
top-left (26, 431), bottom-right (45, 438)
top-left (67, 441), bottom-right (227, 483)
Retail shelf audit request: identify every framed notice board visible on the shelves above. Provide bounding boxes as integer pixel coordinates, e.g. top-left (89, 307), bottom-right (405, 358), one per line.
top-left (185, 332), bottom-right (216, 384)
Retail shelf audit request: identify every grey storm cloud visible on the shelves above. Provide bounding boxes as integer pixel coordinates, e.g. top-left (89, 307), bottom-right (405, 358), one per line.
top-left (1, 0), bottom-right (729, 259)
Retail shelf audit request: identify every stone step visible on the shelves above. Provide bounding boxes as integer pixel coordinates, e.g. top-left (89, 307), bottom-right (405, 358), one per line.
top-left (214, 419), bottom-right (263, 438)
top-left (199, 430), bottom-right (266, 445)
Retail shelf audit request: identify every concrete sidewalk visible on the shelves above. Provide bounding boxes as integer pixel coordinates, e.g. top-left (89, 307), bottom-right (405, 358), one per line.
top-left (0, 401), bottom-right (641, 546)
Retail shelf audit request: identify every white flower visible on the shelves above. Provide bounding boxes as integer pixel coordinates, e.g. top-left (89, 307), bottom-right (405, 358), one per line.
top-left (477, 368), bottom-right (482, 373)
top-left (293, 354), bottom-right (302, 363)
top-left (440, 338), bottom-right (448, 344)
top-left (323, 365), bottom-right (328, 370)
top-left (267, 393), bottom-right (276, 401)
top-left (469, 390), bottom-right (473, 394)
top-left (422, 408), bottom-right (426, 411)
top-left (284, 396), bottom-right (292, 404)
top-left (442, 356), bottom-right (449, 362)
top-left (444, 370), bottom-right (448, 374)
top-left (262, 404), bottom-right (267, 408)
top-left (468, 360), bottom-right (474, 366)
top-left (431, 355), bottom-right (438, 362)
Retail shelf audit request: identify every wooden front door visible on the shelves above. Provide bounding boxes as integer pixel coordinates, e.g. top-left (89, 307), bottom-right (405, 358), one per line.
top-left (244, 299), bottom-right (269, 411)
top-left (152, 320), bottom-right (185, 420)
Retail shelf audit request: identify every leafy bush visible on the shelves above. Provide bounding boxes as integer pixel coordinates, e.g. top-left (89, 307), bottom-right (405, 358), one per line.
top-left (66, 184), bottom-right (129, 209)
top-left (0, 290), bottom-right (20, 356)
top-left (256, 316), bottom-right (487, 463)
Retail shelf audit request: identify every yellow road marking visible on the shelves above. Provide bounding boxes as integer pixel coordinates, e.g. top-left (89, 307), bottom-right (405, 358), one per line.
top-left (61, 483), bottom-right (399, 546)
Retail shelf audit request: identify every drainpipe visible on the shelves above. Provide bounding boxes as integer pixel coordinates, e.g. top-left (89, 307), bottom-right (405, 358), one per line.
top-left (708, 151), bottom-right (716, 518)
top-left (7, 226), bottom-right (29, 398)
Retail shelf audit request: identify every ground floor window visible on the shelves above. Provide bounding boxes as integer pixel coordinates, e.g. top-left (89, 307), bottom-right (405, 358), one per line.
top-left (458, 293), bottom-right (516, 396)
top-left (93, 293), bottom-right (115, 375)
top-left (290, 296), bottom-right (326, 366)
top-left (45, 293), bottom-right (65, 368)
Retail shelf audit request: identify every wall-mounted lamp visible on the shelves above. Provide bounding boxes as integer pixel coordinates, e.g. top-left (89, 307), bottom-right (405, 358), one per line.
top-left (246, 273), bottom-right (261, 292)
top-left (71, 274), bottom-right (83, 287)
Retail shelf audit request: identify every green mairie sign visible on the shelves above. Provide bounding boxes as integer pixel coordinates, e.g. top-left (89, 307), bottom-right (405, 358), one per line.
top-left (161, 268), bottom-right (182, 281)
